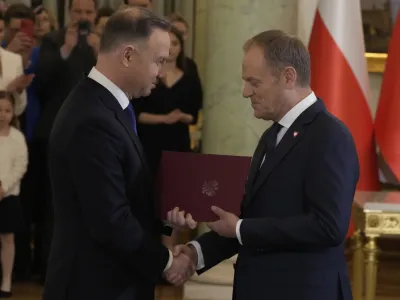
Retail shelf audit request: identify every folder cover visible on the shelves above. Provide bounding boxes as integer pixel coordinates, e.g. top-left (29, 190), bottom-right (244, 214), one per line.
top-left (157, 151), bottom-right (251, 222)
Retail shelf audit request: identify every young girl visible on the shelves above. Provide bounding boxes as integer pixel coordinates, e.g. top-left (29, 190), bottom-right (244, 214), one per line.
top-left (0, 91), bottom-right (28, 298)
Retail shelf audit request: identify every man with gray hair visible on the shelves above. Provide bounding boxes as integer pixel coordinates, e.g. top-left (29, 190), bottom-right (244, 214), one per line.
top-left (170, 29), bottom-right (358, 300)
top-left (43, 7), bottom-right (196, 300)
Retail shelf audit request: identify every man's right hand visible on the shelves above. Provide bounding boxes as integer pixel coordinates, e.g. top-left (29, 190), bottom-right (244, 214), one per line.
top-left (173, 244), bottom-right (198, 265)
top-left (164, 250), bottom-right (195, 286)
top-left (61, 26), bottom-right (78, 58)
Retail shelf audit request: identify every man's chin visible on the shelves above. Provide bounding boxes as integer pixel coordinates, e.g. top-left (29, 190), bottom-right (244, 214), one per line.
top-left (140, 89), bottom-right (152, 97)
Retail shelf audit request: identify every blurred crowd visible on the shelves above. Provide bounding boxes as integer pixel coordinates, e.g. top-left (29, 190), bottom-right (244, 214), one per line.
top-left (0, 0), bottom-right (202, 296)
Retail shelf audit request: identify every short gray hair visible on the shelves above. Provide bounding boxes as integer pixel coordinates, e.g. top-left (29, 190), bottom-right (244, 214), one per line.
top-left (244, 30), bottom-right (311, 87)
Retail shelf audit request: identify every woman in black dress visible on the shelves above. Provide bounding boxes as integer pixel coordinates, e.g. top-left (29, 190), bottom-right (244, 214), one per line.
top-left (133, 26), bottom-right (202, 251)
top-left (134, 26), bottom-right (203, 179)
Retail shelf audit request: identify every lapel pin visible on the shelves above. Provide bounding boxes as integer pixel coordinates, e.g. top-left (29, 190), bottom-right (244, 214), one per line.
top-left (293, 131), bottom-right (298, 137)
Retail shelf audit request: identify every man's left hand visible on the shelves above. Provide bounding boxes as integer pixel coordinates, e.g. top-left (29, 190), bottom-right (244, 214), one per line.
top-left (207, 206), bottom-right (239, 238)
top-left (166, 207), bottom-right (197, 231)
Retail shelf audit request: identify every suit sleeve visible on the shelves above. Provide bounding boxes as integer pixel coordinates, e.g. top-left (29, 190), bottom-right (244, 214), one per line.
top-left (35, 32), bottom-right (96, 104)
top-left (195, 230), bottom-right (240, 274)
top-left (68, 118), bottom-right (169, 283)
top-left (240, 126), bottom-right (360, 250)
top-left (35, 33), bottom-right (66, 100)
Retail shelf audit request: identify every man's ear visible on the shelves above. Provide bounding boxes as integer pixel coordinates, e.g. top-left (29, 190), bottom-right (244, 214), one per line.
top-left (122, 45), bottom-right (136, 67)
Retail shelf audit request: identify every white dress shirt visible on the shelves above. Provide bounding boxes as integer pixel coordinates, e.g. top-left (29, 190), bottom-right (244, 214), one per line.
top-left (0, 127), bottom-right (28, 197)
top-left (88, 67), bottom-right (174, 272)
top-left (88, 67), bottom-right (130, 110)
top-left (190, 92), bottom-right (317, 270)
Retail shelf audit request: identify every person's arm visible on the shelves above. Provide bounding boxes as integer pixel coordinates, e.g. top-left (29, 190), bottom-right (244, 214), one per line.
top-left (35, 31), bottom-right (96, 101)
top-left (68, 117), bottom-right (171, 283)
top-left (0, 130), bottom-right (28, 194)
top-left (138, 112), bottom-right (168, 124)
top-left (34, 33), bottom-right (67, 96)
top-left (132, 98), bottom-right (167, 125)
top-left (239, 126), bottom-right (359, 250)
top-left (12, 56), bottom-right (27, 116)
top-left (187, 230), bottom-right (239, 274)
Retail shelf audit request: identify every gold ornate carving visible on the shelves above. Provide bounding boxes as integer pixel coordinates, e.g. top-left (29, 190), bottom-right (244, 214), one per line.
top-left (367, 215), bottom-right (380, 228)
top-left (365, 213), bottom-right (400, 235)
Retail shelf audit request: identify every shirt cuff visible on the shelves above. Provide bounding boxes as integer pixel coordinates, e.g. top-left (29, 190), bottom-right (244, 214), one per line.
top-left (187, 241), bottom-right (205, 270)
top-left (163, 249), bottom-right (173, 272)
top-left (236, 219), bottom-right (243, 245)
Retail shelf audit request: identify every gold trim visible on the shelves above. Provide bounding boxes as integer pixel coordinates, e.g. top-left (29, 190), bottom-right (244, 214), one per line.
top-left (365, 52), bottom-right (387, 73)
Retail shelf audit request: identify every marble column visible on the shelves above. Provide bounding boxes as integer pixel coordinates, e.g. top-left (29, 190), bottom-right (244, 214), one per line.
top-left (184, 1), bottom-right (297, 299)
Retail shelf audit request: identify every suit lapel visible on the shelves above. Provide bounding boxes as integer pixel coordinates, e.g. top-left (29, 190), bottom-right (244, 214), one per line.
top-left (250, 126), bottom-right (305, 199)
top-left (84, 78), bottom-right (149, 171)
top-left (245, 99), bottom-right (325, 205)
top-left (242, 129), bottom-right (273, 207)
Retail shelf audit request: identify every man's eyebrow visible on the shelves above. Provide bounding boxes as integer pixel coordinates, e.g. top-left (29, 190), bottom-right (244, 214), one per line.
top-left (242, 76), bottom-right (261, 82)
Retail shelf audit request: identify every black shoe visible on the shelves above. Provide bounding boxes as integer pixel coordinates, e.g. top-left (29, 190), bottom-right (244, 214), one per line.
top-left (0, 290), bottom-right (12, 298)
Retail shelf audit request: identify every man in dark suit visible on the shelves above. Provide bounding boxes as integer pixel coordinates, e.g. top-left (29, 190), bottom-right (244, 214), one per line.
top-left (43, 7), bottom-right (196, 300)
top-left (170, 30), bottom-right (359, 300)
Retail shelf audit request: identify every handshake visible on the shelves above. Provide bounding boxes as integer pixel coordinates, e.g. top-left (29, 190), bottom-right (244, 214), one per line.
top-left (162, 205), bottom-right (240, 285)
top-left (163, 244), bottom-right (198, 286)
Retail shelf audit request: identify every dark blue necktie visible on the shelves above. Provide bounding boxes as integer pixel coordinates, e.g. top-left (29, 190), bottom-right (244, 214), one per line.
top-left (125, 103), bottom-right (137, 134)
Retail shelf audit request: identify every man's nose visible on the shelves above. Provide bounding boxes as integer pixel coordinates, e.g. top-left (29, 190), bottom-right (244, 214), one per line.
top-left (242, 85), bottom-right (252, 98)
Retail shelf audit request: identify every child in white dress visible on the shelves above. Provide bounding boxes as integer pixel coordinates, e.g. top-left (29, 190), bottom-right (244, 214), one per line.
top-left (0, 91), bottom-right (28, 298)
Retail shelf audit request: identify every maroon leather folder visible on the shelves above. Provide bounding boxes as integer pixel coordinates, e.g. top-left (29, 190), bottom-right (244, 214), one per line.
top-left (157, 151), bottom-right (251, 222)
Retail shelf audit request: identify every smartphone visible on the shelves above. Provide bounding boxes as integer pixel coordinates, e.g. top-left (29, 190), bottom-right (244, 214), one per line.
top-left (20, 19), bottom-right (34, 38)
top-left (77, 20), bottom-right (92, 46)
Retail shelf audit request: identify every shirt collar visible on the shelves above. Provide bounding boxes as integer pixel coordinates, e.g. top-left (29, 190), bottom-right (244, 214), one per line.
top-left (88, 67), bottom-right (130, 110)
top-left (278, 92), bottom-right (317, 128)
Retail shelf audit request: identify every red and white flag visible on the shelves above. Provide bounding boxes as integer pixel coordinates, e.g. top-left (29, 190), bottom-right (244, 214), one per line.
top-left (306, 0), bottom-right (380, 238)
top-left (308, 0), bottom-right (380, 191)
top-left (375, 11), bottom-right (400, 183)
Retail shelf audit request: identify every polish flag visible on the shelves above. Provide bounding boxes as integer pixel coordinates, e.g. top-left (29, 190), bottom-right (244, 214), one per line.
top-left (307, 0), bottom-right (380, 237)
top-left (375, 12), bottom-right (400, 182)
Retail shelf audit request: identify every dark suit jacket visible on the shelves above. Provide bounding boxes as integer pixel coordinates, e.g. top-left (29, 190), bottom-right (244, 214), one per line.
top-left (43, 78), bottom-right (170, 300)
top-left (196, 100), bottom-right (359, 300)
top-left (34, 28), bottom-right (97, 141)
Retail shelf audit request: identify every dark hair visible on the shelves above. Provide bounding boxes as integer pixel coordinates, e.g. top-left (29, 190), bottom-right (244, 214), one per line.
top-left (95, 6), bottom-right (115, 25)
top-left (4, 3), bottom-right (34, 26)
top-left (244, 30), bottom-right (311, 87)
top-left (123, 0), bottom-right (152, 5)
top-left (68, 0), bottom-right (98, 10)
top-left (167, 12), bottom-right (188, 29)
top-left (100, 7), bottom-right (170, 53)
top-left (169, 25), bottom-right (185, 71)
top-left (0, 91), bottom-right (19, 128)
